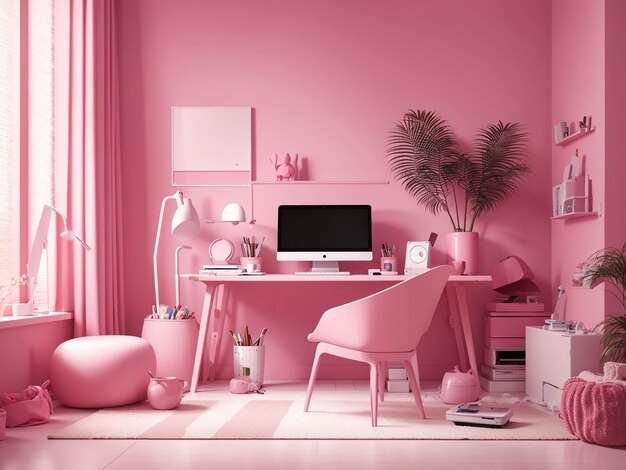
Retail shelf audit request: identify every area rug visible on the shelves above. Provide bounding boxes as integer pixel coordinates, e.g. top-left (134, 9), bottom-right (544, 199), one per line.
top-left (49, 397), bottom-right (576, 440)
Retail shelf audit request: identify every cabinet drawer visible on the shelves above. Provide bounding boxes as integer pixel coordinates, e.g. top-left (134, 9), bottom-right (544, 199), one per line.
top-left (486, 316), bottom-right (546, 338)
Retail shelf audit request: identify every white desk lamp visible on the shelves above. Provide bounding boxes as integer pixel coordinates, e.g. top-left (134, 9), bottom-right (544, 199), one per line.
top-left (153, 191), bottom-right (247, 310)
top-left (21, 205), bottom-right (91, 315)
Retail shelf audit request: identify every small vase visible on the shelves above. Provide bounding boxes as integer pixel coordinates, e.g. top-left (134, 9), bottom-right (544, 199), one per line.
top-left (446, 232), bottom-right (479, 275)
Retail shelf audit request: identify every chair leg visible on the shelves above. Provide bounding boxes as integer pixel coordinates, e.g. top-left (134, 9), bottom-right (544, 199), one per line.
top-left (304, 346), bottom-right (324, 412)
top-left (404, 358), bottom-right (425, 419)
top-left (378, 361), bottom-right (387, 402)
top-left (369, 362), bottom-right (379, 426)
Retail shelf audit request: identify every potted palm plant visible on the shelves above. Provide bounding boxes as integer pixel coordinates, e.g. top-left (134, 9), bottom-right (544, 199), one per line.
top-left (583, 244), bottom-right (626, 363)
top-left (386, 110), bottom-right (530, 274)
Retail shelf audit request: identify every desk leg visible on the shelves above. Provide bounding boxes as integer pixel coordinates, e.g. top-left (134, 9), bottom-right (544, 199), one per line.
top-left (446, 286), bottom-right (468, 372)
top-left (208, 284), bottom-right (230, 382)
top-left (191, 285), bottom-right (216, 393)
top-left (449, 285), bottom-right (479, 375)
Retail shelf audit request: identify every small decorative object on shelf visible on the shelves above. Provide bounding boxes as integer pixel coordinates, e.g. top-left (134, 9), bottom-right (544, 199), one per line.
top-left (555, 115), bottom-right (594, 146)
top-left (270, 153), bottom-right (299, 181)
top-left (552, 149), bottom-right (595, 218)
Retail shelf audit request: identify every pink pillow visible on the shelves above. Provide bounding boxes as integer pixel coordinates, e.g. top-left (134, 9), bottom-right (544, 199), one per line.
top-left (561, 377), bottom-right (626, 446)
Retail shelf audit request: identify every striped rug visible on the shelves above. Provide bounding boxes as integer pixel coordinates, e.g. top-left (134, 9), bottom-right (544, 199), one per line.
top-left (49, 397), bottom-right (576, 440)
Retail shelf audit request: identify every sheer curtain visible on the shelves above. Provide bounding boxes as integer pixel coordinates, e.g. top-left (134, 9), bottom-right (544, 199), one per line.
top-left (55, 0), bottom-right (124, 336)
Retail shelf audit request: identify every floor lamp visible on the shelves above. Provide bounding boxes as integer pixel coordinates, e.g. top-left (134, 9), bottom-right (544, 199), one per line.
top-left (18, 205), bottom-right (91, 316)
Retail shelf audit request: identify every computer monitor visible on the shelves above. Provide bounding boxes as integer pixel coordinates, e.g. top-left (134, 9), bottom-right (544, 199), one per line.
top-left (277, 205), bottom-right (372, 273)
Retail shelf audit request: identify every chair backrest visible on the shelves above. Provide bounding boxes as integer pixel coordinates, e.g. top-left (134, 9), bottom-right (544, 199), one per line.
top-left (308, 265), bottom-right (453, 352)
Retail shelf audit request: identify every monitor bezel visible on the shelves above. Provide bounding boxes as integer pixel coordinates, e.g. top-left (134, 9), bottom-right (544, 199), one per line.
top-left (276, 204), bottom-right (373, 262)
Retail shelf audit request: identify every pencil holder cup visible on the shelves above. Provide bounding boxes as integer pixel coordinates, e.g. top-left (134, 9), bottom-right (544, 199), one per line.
top-left (240, 257), bottom-right (262, 273)
top-left (233, 345), bottom-right (265, 386)
top-left (381, 256), bottom-right (398, 275)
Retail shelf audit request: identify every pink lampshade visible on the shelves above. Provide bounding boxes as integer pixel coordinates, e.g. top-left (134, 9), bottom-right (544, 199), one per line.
top-left (171, 197), bottom-right (200, 241)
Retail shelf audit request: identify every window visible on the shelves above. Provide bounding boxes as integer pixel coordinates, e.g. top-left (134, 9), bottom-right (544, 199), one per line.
top-left (0, 0), bottom-right (56, 313)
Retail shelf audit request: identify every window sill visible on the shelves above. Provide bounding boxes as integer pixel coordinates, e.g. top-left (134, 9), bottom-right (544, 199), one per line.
top-left (0, 311), bottom-right (72, 330)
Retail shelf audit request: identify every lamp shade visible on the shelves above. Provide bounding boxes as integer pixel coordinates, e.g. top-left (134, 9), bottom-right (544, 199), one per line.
top-left (221, 203), bottom-right (246, 225)
top-left (171, 197), bottom-right (200, 241)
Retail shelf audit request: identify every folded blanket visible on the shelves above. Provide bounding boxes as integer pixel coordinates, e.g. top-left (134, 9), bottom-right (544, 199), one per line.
top-left (577, 361), bottom-right (626, 386)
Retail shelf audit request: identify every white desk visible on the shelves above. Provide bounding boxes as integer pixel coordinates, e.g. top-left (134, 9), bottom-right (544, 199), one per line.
top-left (181, 273), bottom-right (491, 393)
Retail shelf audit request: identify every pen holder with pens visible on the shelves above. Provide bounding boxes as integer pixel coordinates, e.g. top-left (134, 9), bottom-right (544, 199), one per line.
top-left (380, 256), bottom-right (398, 275)
top-left (233, 345), bottom-right (265, 386)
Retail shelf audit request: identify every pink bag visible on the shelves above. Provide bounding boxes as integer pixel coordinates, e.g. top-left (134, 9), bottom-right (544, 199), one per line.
top-left (0, 380), bottom-right (53, 427)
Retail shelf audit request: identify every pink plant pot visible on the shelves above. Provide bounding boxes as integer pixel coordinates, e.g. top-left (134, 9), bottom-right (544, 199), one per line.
top-left (446, 232), bottom-right (479, 275)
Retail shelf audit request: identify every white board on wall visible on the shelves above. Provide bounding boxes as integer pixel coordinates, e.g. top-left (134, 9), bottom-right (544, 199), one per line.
top-left (171, 106), bottom-right (251, 185)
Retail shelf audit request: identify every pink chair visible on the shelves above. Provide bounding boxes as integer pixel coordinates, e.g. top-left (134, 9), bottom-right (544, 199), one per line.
top-left (304, 265), bottom-right (452, 426)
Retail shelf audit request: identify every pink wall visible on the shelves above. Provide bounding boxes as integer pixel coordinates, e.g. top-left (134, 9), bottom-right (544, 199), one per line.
top-left (551, 0), bottom-right (626, 326)
top-left (551, 0), bottom-right (606, 325)
top-left (117, 0), bottom-right (552, 380)
top-left (0, 321), bottom-right (73, 394)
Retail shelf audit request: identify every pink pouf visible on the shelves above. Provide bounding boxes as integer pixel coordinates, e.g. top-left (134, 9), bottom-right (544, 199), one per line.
top-left (561, 377), bottom-right (626, 446)
top-left (51, 336), bottom-right (156, 408)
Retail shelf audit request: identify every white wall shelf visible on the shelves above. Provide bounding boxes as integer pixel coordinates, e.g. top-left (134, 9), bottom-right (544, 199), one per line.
top-left (551, 211), bottom-right (598, 221)
top-left (555, 126), bottom-right (595, 146)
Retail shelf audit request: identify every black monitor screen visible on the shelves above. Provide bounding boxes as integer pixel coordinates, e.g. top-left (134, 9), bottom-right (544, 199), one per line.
top-left (277, 205), bottom-right (372, 252)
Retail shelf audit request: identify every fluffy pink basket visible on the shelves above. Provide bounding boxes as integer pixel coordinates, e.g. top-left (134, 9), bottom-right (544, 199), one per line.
top-left (561, 377), bottom-right (626, 446)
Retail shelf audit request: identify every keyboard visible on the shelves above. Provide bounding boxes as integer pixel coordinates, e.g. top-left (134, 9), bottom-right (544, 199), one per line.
top-left (295, 271), bottom-right (351, 276)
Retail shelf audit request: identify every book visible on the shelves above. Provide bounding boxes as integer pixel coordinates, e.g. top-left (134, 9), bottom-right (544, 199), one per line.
top-left (199, 269), bottom-right (243, 275)
top-left (202, 264), bottom-right (241, 270)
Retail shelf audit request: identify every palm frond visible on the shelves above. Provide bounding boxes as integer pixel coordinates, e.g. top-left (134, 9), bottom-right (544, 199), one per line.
top-left (467, 122), bottom-right (530, 230)
top-left (386, 110), bottom-right (459, 225)
top-left (583, 243), bottom-right (626, 310)
top-left (595, 314), bottom-right (626, 363)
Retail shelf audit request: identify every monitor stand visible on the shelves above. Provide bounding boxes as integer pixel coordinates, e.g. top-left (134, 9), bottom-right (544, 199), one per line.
top-left (310, 261), bottom-right (340, 273)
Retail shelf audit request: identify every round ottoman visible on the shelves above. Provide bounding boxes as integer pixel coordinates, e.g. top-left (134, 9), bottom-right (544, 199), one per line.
top-left (51, 335), bottom-right (156, 408)
top-left (561, 377), bottom-right (626, 446)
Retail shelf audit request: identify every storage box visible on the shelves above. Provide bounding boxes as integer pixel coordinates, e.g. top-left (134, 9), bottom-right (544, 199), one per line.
top-left (485, 316), bottom-right (547, 338)
top-left (479, 375), bottom-right (526, 393)
top-left (387, 367), bottom-right (407, 380)
top-left (486, 302), bottom-right (545, 313)
top-left (481, 364), bottom-right (525, 380)
top-left (485, 337), bottom-right (525, 349)
top-left (386, 379), bottom-right (410, 393)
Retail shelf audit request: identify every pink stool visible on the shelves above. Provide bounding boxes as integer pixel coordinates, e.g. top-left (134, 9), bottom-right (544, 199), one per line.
top-left (51, 336), bottom-right (156, 408)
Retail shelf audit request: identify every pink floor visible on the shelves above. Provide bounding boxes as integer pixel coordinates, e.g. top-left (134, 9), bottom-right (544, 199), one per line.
top-left (1, 381), bottom-right (624, 469)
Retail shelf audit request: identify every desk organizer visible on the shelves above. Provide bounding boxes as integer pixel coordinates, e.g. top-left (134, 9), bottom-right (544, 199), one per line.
top-left (233, 345), bottom-right (265, 386)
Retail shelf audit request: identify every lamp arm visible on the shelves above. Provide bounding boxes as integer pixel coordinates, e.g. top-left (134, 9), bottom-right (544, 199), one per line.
top-left (153, 195), bottom-right (173, 311)
top-left (175, 245), bottom-right (192, 306)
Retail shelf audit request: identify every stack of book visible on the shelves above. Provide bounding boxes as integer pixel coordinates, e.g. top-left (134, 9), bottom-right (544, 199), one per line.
top-left (200, 264), bottom-right (243, 275)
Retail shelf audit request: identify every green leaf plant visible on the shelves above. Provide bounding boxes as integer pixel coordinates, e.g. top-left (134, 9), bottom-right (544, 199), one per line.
top-left (583, 243), bottom-right (626, 363)
top-left (386, 110), bottom-right (531, 232)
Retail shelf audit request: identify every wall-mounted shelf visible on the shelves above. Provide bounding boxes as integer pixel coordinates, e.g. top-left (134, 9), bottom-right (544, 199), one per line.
top-left (551, 211), bottom-right (598, 221)
top-left (555, 126), bottom-right (595, 146)
top-left (252, 180), bottom-right (389, 185)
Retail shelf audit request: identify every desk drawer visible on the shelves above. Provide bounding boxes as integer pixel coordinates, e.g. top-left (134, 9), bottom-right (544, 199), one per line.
top-left (486, 316), bottom-right (546, 338)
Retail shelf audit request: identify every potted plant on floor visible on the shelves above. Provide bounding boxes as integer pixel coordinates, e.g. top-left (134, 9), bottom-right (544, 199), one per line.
top-left (583, 243), bottom-right (626, 363)
top-left (386, 110), bottom-right (530, 274)
top-left (559, 243), bottom-right (626, 447)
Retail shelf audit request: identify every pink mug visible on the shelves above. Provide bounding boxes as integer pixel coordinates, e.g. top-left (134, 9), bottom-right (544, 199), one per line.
top-left (147, 377), bottom-right (187, 410)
